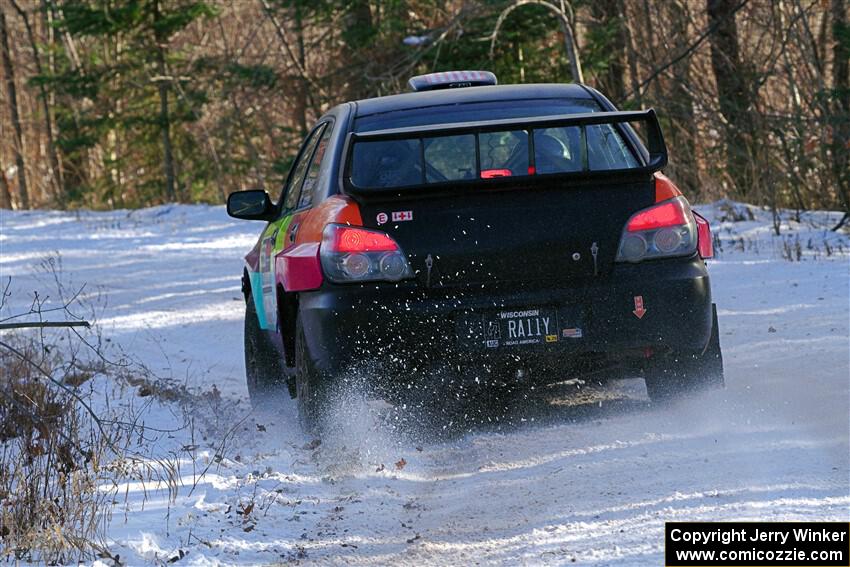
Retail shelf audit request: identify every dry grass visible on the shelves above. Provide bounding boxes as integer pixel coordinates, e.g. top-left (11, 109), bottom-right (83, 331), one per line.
top-left (0, 332), bottom-right (117, 563)
top-left (0, 268), bottom-right (189, 564)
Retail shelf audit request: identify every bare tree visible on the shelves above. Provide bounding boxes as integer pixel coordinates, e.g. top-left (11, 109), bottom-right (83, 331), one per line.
top-left (489, 0), bottom-right (584, 83)
top-left (0, 166), bottom-right (12, 209)
top-left (706, 0), bottom-right (756, 197)
top-left (342, 0), bottom-right (374, 101)
top-left (153, 0), bottom-right (178, 202)
top-left (590, 0), bottom-right (626, 103)
top-left (0, 4), bottom-right (29, 209)
top-left (0, 0), bottom-right (842, 213)
top-left (831, 0), bottom-right (849, 229)
top-left (10, 0), bottom-right (64, 205)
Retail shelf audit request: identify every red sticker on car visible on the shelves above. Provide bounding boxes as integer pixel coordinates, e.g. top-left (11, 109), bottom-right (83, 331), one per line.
top-left (392, 211), bottom-right (413, 222)
top-left (633, 296), bottom-right (646, 319)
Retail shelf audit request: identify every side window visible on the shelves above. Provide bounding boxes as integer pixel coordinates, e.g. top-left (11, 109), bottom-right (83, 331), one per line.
top-left (280, 124), bottom-right (325, 211)
top-left (298, 122), bottom-right (334, 209)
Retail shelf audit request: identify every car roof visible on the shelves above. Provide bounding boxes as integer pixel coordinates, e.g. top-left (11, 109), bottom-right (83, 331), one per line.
top-left (352, 83), bottom-right (594, 119)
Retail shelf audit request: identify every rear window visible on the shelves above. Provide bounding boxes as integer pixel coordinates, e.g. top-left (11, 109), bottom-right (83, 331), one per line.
top-left (349, 124), bottom-right (639, 189)
top-left (349, 99), bottom-right (644, 189)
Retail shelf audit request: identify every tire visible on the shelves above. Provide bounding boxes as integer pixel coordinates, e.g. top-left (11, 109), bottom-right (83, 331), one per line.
top-left (295, 317), bottom-right (326, 433)
top-left (244, 300), bottom-right (286, 408)
top-left (644, 304), bottom-right (725, 403)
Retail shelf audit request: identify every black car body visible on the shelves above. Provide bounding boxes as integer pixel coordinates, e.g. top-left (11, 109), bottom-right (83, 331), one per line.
top-left (227, 73), bottom-right (723, 428)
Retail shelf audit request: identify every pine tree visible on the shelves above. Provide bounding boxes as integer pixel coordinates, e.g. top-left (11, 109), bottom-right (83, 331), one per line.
top-left (42, 0), bottom-right (215, 206)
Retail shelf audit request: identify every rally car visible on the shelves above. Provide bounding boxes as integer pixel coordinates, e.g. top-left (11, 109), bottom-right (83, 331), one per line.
top-left (227, 71), bottom-right (723, 430)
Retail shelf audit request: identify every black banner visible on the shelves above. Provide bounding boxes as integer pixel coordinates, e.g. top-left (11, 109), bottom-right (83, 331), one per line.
top-left (665, 522), bottom-right (850, 566)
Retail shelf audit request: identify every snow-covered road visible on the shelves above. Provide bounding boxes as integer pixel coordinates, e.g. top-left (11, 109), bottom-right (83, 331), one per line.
top-left (1, 202), bottom-right (848, 565)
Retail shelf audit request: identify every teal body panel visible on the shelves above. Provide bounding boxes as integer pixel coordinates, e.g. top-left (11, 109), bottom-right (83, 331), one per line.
top-left (248, 271), bottom-right (267, 329)
top-left (247, 215), bottom-right (297, 331)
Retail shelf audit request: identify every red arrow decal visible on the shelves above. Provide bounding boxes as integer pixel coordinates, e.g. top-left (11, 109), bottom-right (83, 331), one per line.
top-left (633, 295), bottom-right (646, 319)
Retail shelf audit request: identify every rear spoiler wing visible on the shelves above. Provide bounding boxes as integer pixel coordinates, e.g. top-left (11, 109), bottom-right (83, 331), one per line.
top-left (343, 109), bottom-right (668, 194)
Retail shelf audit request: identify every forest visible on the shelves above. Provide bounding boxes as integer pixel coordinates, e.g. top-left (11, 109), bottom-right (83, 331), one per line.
top-left (1, 0), bottom-right (848, 228)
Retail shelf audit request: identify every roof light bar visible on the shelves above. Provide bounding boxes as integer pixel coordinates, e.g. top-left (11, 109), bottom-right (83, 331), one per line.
top-left (408, 70), bottom-right (497, 92)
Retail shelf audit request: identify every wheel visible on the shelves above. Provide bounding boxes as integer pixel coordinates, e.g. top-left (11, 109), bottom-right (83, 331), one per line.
top-left (644, 304), bottom-right (724, 403)
top-left (244, 300), bottom-right (286, 408)
top-left (295, 317), bottom-right (327, 433)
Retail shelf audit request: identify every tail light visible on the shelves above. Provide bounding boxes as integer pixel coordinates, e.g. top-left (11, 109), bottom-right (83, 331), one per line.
top-left (320, 224), bottom-right (414, 283)
top-left (616, 197), bottom-right (697, 263)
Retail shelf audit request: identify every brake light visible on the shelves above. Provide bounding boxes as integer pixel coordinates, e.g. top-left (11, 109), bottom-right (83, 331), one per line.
top-left (481, 169), bottom-right (512, 179)
top-left (331, 225), bottom-right (398, 253)
top-left (320, 224), bottom-right (414, 283)
top-left (626, 200), bottom-right (687, 232)
top-left (616, 197), bottom-right (697, 263)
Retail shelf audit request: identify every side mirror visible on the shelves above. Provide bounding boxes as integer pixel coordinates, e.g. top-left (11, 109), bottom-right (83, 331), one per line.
top-left (227, 190), bottom-right (275, 221)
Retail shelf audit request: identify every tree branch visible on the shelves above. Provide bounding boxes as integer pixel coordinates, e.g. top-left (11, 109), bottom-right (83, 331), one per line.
top-left (623, 0), bottom-right (750, 104)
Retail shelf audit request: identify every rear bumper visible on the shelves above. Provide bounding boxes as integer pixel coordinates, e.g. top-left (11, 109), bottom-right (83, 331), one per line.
top-left (297, 255), bottom-right (712, 375)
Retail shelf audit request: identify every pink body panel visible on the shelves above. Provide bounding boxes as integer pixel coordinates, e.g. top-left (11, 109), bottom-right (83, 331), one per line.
top-left (693, 212), bottom-right (714, 259)
top-left (276, 243), bottom-right (323, 292)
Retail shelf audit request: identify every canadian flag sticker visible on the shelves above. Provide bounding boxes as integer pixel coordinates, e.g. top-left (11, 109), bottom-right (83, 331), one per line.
top-left (392, 210), bottom-right (414, 222)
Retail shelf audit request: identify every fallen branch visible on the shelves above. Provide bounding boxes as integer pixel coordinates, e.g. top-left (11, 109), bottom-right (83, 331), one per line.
top-left (0, 321), bottom-right (90, 330)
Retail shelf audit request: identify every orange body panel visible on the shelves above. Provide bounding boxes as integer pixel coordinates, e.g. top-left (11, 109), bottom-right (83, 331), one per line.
top-left (653, 172), bottom-right (683, 203)
top-left (295, 195), bottom-right (363, 244)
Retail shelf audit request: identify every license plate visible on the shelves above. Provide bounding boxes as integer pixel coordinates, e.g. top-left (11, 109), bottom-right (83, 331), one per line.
top-left (459, 307), bottom-right (559, 349)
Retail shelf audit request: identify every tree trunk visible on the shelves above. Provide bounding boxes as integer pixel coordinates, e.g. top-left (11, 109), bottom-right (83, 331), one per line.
top-left (706, 0), bottom-right (755, 197)
top-left (0, 168), bottom-right (12, 209)
top-left (590, 0), bottom-right (625, 103)
top-left (666, 0), bottom-right (700, 196)
top-left (621, 2), bottom-right (643, 107)
top-left (830, 0), bottom-right (850, 226)
top-left (557, 11), bottom-right (583, 83)
top-left (0, 5), bottom-right (29, 209)
top-left (11, 0), bottom-right (64, 205)
top-left (51, 1), bottom-right (89, 197)
top-left (153, 0), bottom-right (178, 203)
top-left (294, 3), bottom-right (308, 137)
top-left (342, 0), bottom-right (374, 100)
top-left (637, 0), bottom-right (658, 99)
